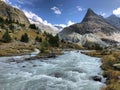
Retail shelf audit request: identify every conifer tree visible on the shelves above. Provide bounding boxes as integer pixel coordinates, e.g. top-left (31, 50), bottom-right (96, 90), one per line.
top-left (20, 33), bottom-right (29, 43)
top-left (2, 30), bottom-right (11, 43)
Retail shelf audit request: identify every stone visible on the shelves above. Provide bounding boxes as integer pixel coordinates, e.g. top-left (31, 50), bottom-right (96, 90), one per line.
top-left (92, 76), bottom-right (102, 82)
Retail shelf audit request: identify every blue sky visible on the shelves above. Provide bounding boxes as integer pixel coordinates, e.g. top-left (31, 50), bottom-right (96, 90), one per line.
top-left (4, 0), bottom-right (120, 27)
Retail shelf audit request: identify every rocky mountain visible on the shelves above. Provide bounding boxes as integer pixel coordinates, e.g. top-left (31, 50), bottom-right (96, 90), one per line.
top-left (60, 8), bottom-right (119, 35)
top-left (106, 14), bottom-right (120, 29)
top-left (59, 8), bottom-right (120, 48)
top-left (0, 0), bottom-right (29, 26)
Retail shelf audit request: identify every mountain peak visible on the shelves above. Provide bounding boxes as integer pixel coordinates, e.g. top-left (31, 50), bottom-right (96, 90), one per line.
top-left (87, 8), bottom-right (95, 14)
top-left (82, 8), bottom-right (97, 22)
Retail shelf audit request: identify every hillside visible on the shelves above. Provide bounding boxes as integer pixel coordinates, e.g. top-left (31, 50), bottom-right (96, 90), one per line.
top-left (0, 0), bottom-right (30, 26)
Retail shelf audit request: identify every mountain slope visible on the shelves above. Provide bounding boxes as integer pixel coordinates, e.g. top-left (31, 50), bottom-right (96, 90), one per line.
top-left (0, 1), bottom-right (29, 26)
top-left (59, 8), bottom-right (120, 48)
top-left (106, 14), bottom-right (120, 29)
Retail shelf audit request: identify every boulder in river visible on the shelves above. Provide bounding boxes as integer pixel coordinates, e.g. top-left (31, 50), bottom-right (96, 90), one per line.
top-left (92, 76), bottom-right (102, 82)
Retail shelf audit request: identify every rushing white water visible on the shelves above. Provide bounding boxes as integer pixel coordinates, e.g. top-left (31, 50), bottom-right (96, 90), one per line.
top-left (0, 51), bottom-right (105, 90)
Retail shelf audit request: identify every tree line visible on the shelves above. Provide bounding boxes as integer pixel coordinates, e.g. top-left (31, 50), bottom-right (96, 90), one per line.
top-left (1, 30), bottom-right (60, 48)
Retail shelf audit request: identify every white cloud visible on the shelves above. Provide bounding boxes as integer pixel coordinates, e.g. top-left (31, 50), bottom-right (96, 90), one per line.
top-left (23, 10), bottom-right (48, 25)
top-left (23, 10), bottom-right (58, 30)
top-left (54, 24), bottom-right (66, 28)
top-left (13, 4), bottom-right (21, 9)
top-left (54, 20), bottom-right (75, 29)
top-left (51, 6), bottom-right (62, 15)
top-left (67, 20), bottom-right (75, 26)
top-left (2, 0), bottom-right (12, 4)
top-left (76, 6), bottom-right (83, 12)
top-left (99, 12), bottom-right (106, 17)
top-left (17, 0), bottom-right (24, 4)
top-left (113, 7), bottom-right (120, 16)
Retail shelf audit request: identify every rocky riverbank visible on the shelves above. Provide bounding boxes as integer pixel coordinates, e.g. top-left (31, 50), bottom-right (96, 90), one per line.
top-left (83, 50), bottom-right (120, 90)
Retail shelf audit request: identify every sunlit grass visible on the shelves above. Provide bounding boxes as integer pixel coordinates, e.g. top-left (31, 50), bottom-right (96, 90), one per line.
top-left (84, 50), bottom-right (120, 90)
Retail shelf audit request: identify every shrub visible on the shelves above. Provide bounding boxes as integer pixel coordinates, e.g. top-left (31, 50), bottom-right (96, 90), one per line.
top-left (2, 30), bottom-right (11, 43)
top-left (40, 46), bottom-right (45, 53)
top-left (9, 24), bottom-right (14, 32)
top-left (20, 33), bottom-right (29, 43)
top-left (48, 34), bottom-right (60, 47)
top-left (35, 36), bottom-right (42, 42)
top-left (0, 17), bottom-right (4, 23)
top-left (29, 24), bottom-right (38, 29)
top-left (41, 40), bottom-right (48, 47)
top-left (94, 44), bottom-right (103, 50)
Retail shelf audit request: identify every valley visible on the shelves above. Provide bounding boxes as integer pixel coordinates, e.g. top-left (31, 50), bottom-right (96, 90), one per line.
top-left (0, 0), bottom-right (120, 90)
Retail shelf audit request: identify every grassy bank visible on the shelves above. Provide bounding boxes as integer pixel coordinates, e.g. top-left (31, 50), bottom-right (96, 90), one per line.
top-left (0, 42), bottom-right (35, 56)
top-left (84, 50), bottom-right (120, 90)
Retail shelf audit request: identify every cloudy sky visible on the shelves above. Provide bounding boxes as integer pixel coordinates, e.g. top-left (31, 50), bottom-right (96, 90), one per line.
top-left (3, 0), bottom-right (120, 27)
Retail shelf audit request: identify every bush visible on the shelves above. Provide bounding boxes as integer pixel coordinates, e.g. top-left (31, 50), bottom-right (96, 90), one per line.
top-left (41, 40), bottom-right (48, 47)
top-left (29, 24), bottom-right (38, 29)
top-left (0, 17), bottom-right (4, 23)
top-left (48, 34), bottom-right (60, 47)
top-left (20, 33), bottom-right (29, 43)
top-left (39, 40), bottom-right (49, 53)
top-left (40, 46), bottom-right (45, 53)
top-left (94, 44), bottom-right (103, 50)
top-left (35, 36), bottom-right (42, 42)
top-left (2, 30), bottom-right (11, 43)
top-left (9, 24), bottom-right (15, 32)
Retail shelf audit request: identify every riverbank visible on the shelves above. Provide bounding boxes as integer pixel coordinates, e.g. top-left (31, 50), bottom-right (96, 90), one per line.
top-left (0, 42), bottom-right (35, 56)
top-left (0, 40), bottom-right (85, 57)
top-left (83, 50), bottom-right (120, 90)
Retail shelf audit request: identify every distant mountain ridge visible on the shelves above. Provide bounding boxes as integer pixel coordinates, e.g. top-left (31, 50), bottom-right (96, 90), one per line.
top-left (106, 14), bottom-right (120, 29)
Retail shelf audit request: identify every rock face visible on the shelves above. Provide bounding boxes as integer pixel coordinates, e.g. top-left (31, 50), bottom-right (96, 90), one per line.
top-left (79, 34), bottom-right (106, 48)
top-left (0, 1), bottom-right (30, 26)
top-left (106, 14), bottom-right (120, 29)
top-left (59, 8), bottom-right (120, 48)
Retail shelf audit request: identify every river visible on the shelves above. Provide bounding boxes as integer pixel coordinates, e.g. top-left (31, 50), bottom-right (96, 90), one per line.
top-left (0, 50), bottom-right (105, 90)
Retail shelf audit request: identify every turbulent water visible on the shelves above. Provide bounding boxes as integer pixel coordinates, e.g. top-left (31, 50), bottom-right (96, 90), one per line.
top-left (0, 50), bottom-right (105, 90)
